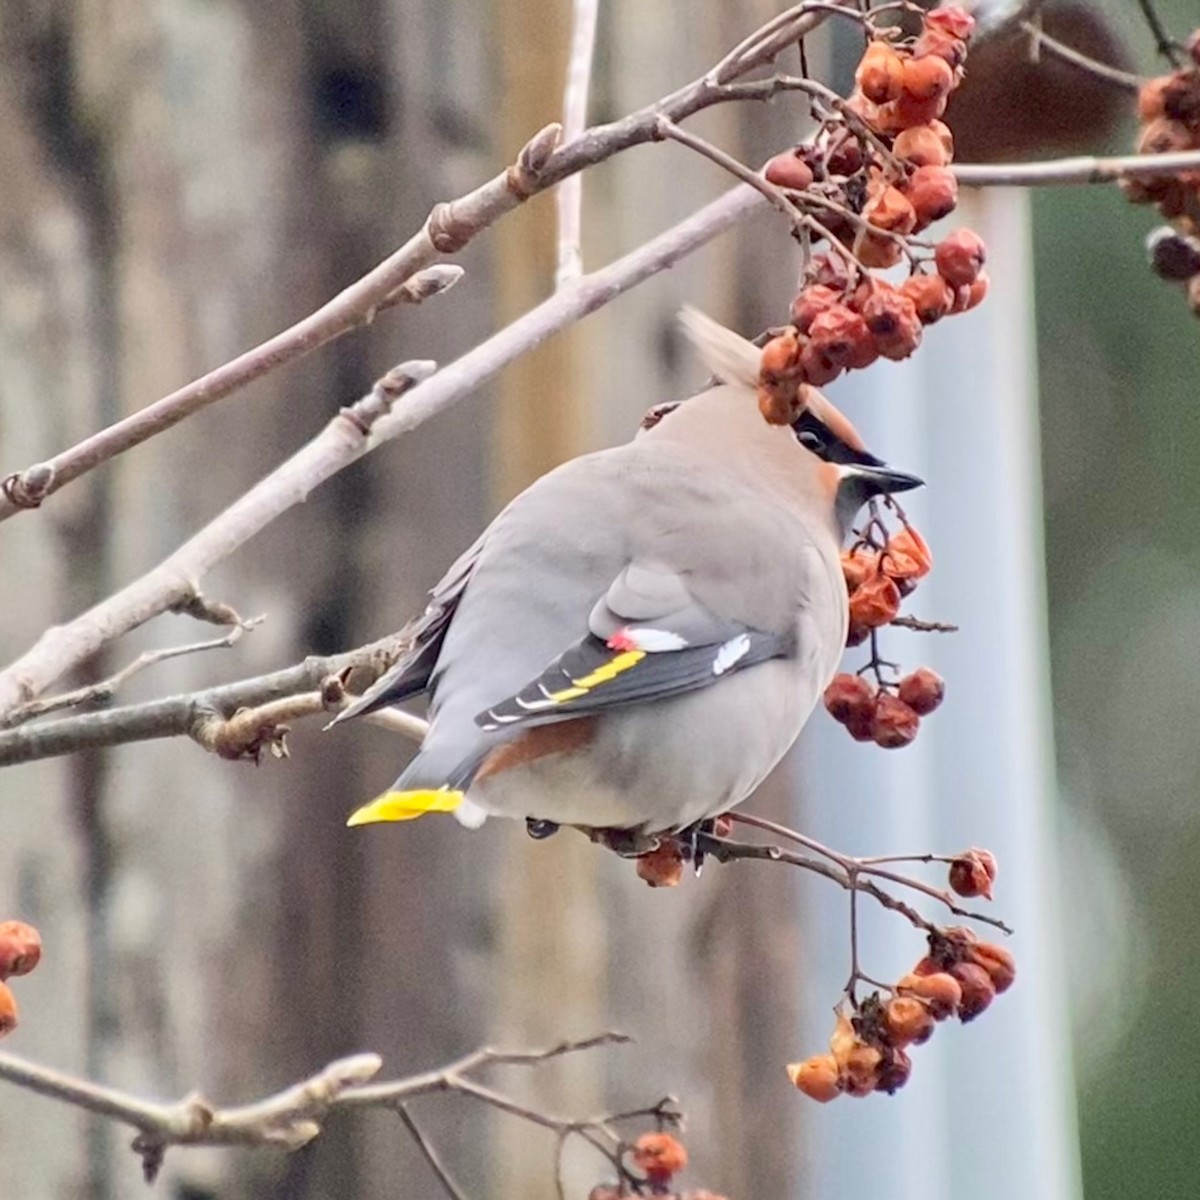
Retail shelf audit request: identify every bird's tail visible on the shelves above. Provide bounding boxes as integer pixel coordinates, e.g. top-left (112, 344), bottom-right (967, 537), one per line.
top-left (678, 306), bottom-right (760, 392)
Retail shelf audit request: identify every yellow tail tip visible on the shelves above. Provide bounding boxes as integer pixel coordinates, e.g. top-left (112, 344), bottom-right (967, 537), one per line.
top-left (346, 788), bottom-right (464, 827)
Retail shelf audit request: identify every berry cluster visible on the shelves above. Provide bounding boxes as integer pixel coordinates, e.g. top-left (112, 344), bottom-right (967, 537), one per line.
top-left (756, 6), bottom-right (988, 424)
top-left (0, 920), bottom-right (42, 1036)
top-left (787, 924), bottom-right (1015, 1102)
top-left (1124, 31), bottom-right (1200, 314)
top-left (823, 514), bottom-right (946, 748)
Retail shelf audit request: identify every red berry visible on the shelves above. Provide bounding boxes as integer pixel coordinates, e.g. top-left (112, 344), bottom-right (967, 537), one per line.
top-left (892, 124), bottom-right (950, 168)
top-left (898, 667), bottom-right (945, 715)
top-left (905, 164), bottom-right (959, 227)
top-left (856, 41), bottom-right (906, 104)
top-left (787, 1054), bottom-right (842, 1102)
top-left (925, 6), bottom-right (976, 41)
top-left (934, 229), bottom-right (987, 287)
top-left (870, 693), bottom-right (920, 749)
top-left (860, 286), bottom-right (923, 361)
top-left (0, 922), bottom-right (42, 980)
top-left (0, 981), bottom-right (17, 1037)
top-left (632, 1132), bottom-right (688, 1182)
top-left (808, 305), bottom-right (872, 368)
top-left (636, 843), bottom-right (684, 888)
top-left (900, 273), bottom-right (953, 324)
top-left (950, 962), bottom-right (996, 1022)
top-left (900, 55), bottom-right (955, 102)
top-left (949, 852), bottom-right (993, 899)
top-left (849, 573), bottom-right (901, 628)
top-left (765, 151), bottom-right (815, 192)
top-left (824, 673), bottom-right (877, 724)
top-left (790, 285), bottom-right (841, 333)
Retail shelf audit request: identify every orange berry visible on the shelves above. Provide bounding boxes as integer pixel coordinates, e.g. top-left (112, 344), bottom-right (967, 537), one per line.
top-left (898, 667), bottom-right (945, 715)
top-left (856, 41), bottom-right (906, 105)
top-left (760, 329), bottom-right (800, 380)
top-left (934, 228), bottom-right (986, 287)
top-left (823, 673), bottom-right (877, 725)
top-left (1138, 117), bottom-right (1194, 157)
top-left (969, 941), bottom-right (1017, 994)
top-left (1138, 75), bottom-right (1175, 122)
top-left (925, 6), bottom-right (976, 41)
top-left (636, 843), bottom-right (684, 888)
top-left (842, 1040), bottom-right (884, 1097)
top-left (950, 961), bottom-right (996, 1022)
top-left (949, 851), bottom-right (993, 900)
top-left (787, 1054), bottom-right (842, 1102)
top-left (928, 119), bottom-right (955, 158)
top-left (855, 230), bottom-right (905, 269)
top-left (900, 273), bottom-right (953, 324)
top-left (809, 252), bottom-right (854, 292)
top-left (883, 91), bottom-right (950, 132)
top-left (867, 185), bottom-right (918, 235)
top-left (842, 547), bottom-right (880, 591)
top-left (860, 287), bottom-right (923, 361)
top-left (892, 124), bottom-right (950, 168)
top-left (765, 151), bottom-right (815, 192)
top-left (913, 29), bottom-right (967, 70)
top-left (884, 995), bottom-right (936, 1047)
top-left (901, 55), bottom-right (955, 102)
top-left (757, 384), bottom-right (797, 427)
top-left (798, 340), bottom-right (843, 387)
top-left (957, 271), bottom-right (989, 312)
top-left (790, 284), bottom-right (841, 333)
top-left (0, 981), bottom-right (17, 1037)
top-left (0, 922), bottom-right (42, 979)
top-left (808, 305), bottom-right (872, 368)
top-left (875, 1047), bottom-right (914, 1095)
top-left (897, 970), bottom-right (961, 1019)
top-left (632, 1132), bottom-right (688, 1183)
top-left (871, 693), bottom-right (920, 749)
top-left (906, 164), bottom-right (959, 227)
top-left (849, 573), bottom-right (901, 628)
top-left (884, 525), bottom-right (933, 577)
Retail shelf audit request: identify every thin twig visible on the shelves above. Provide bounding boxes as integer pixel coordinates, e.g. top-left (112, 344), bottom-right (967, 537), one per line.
top-left (954, 149), bottom-right (1200, 188)
top-left (890, 615), bottom-right (959, 633)
top-left (556, 0), bottom-right (600, 287)
top-left (0, 618), bottom-right (265, 729)
top-left (396, 1105), bottom-right (470, 1200)
top-left (1135, 0), bottom-right (1184, 68)
top-left (1019, 20), bottom-right (1142, 92)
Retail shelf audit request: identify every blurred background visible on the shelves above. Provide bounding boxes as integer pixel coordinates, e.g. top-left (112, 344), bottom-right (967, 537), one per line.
top-left (0, 1), bottom-right (1197, 1198)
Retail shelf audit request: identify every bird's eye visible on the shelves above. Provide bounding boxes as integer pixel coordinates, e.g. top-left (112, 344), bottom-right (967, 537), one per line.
top-left (796, 429), bottom-right (826, 454)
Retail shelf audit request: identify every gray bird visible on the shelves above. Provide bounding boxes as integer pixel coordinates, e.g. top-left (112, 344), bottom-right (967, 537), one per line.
top-left (334, 309), bottom-right (921, 839)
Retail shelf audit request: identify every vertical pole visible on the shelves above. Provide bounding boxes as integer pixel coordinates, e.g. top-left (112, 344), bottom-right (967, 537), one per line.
top-left (795, 190), bottom-right (1082, 1200)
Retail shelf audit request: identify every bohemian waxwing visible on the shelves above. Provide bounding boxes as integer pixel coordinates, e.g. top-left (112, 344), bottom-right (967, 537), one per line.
top-left (335, 309), bottom-right (921, 840)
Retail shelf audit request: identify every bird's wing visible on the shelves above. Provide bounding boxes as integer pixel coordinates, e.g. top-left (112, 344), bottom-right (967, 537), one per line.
top-left (331, 531), bottom-right (486, 724)
top-left (476, 561), bottom-right (789, 731)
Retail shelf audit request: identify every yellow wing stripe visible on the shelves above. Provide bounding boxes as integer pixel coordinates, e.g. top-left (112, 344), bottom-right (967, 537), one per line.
top-left (346, 788), bottom-right (464, 826)
top-left (547, 649), bottom-right (646, 702)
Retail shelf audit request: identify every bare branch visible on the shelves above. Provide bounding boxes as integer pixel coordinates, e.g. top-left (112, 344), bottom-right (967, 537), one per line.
top-left (1135, 0), bottom-right (1184, 68)
top-left (0, 618), bottom-right (264, 729)
top-left (0, 1), bottom-right (856, 522)
top-left (0, 180), bottom-right (765, 718)
top-left (556, 0), bottom-right (600, 287)
top-left (955, 149), bottom-right (1200, 187)
top-left (397, 1105), bottom-right (470, 1200)
top-left (0, 1031), bottom-right (635, 1186)
top-left (1020, 19), bottom-right (1142, 92)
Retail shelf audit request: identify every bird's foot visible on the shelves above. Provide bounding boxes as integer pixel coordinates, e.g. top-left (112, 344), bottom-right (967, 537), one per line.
top-left (587, 826), bottom-right (662, 858)
top-left (525, 818), bottom-right (560, 840)
top-left (675, 818), bottom-right (718, 875)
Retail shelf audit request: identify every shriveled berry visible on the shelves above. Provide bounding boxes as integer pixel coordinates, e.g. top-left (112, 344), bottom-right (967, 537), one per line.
top-left (929, 119), bottom-right (955, 158)
top-left (809, 252), bottom-right (854, 292)
top-left (956, 270), bottom-right (989, 312)
top-left (0, 981), bottom-right (17, 1037)
top-left (886, 525), bottom-right (933, 577)
top-left (799, 340), bottom-right (843, 387)
top-left (758, 384), bottom-right (798, 427)
top-left (856, 41), bottom-right (906, 105)
top-left (912, 29), bottom-right (967, 70)
top-left (765, 151), bottom-right (815, 192)
top-left (900, 273), bottom-right (953, 324)
top-left (949, 851), bottom-right (993, 899)
top-left (849, 573), bottom-right (901, 628)
top-left (950, 961), bottom-right (996, 1022)
top-left (636, 843), bottom-right (684, 888)
top-left (1160, 71), bottom-right (1200, 123)
top-left (897, 970), bottom-right (961, 1019)
top-left (889, 92), bottom-right (949, 130)
top-left (969, 941), bottom-right (1016, 994)
top-left (845, 622), bottom-right (872, 651)
top-left (934, 229), bottom-right (986, 287)
top-left (884, 995), bottom-right (936, 1047)
top-left (925, 5), bottom-right (975, 41)
top-left (893, 124), bottom-right (950, 168)
top-left (867, 185), bottom-right (918, 235)
top-left (875, 1047), bottom-right (913, 1094)
top-left (1138, 117), bottom-right (1194, 157)
top-left (855, 230), bottom-right (904, 269)
top-left (1139, 74), bottom-right (1175, 122)
top-left (824, 673), bottom-right (877, 724)
top-left (787, 1053), bottom-right (842, 1102)
top-left (898, 667), bottom-right (945, 715)
top-left (760, 329), bottom-right (801, 380)
top-left (712, 813), bottom-right (733, 838)
top-left (860, 287), bottom-right (923, 361)
top-left (0, 922), bottom-right (42, 979)
top-left (901, 55), bottom-right (955, 102)
top-left (826, 132), bottom-right (865, 176)
top-left (791, 285), bottom-right (841, 332)
top-left (871, 693), bottom-right (920, 749)
top-left (842, 547), bottom-right (880, 591)
top-left (808, 305), bottom-right (872, 367)
top-left (632, 1132), bottom-right (688, 1183)
top-left (906, 164), bottom-right (959, 226)
top-left (1148, 227), bottom-right (1200, 280)
top-left (842, 1040), bottom-right (883, 1097)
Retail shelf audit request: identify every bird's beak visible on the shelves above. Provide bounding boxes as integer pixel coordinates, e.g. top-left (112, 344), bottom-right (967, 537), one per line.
top-left (843, 463), bottom-right (925, 494)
